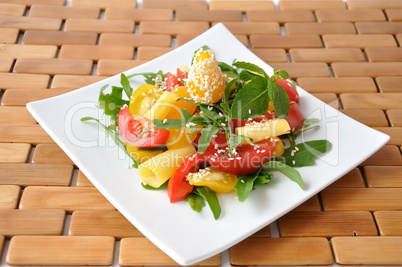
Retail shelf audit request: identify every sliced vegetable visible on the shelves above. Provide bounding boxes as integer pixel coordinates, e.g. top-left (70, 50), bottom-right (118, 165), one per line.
top-left (235, 118), bottom-right (291, 143)
top-left (129, 84), bottom-right (160, 117)
top-left (138, 145), bottom-right (196, 188)
top-left (286, 102), bottom-right (304, 132)
top-left (203, 137), bottom-right (279, 176)
top-left (168, 153), bottom-right (204, 203)
top-left (188, 166), bottom-right (237, 194)
top-left (117, 106), bottom-right (169, 148)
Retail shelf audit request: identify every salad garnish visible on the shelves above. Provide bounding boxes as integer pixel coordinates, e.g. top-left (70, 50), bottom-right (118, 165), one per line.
top-left (82, 46), bottom-right (331, 219)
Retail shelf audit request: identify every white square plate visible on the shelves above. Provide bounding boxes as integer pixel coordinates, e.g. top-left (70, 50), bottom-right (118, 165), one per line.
top-left (27, 23), bottom-right (389, 265)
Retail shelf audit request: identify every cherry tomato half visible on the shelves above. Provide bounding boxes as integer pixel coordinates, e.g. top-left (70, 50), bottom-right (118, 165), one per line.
top-left (286, 102), bottom-right (304, 132)
top-left (276, 79), bottom-right (300, 102)
top-left (164, 72), bottom-right (180, 92)
top-left (117, 106), bottom-right (169, 148)
top-left (168, 153), bottom-right (205, 203)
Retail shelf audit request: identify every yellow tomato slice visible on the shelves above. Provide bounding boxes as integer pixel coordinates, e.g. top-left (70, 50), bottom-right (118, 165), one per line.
top-left (188, 166), bottom-right (238, 194)
top-left (129, 84), bottom-right (161, 117)
top-left (272, 138), bottom-right (285, 158)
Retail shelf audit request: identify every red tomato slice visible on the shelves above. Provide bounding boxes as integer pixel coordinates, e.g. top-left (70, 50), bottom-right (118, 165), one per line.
top-left (286, 102), bottom-right (304, 132)
top-left (176, 67), bottom-right (188, 81)
top-left (202, 134), bottom-right (278, 176)
top-left (117, 106), bottom-right (169, 148)
top-left (168, 153), bottom-right (205, 203)
top-left (276, 79), bottom-right (300, 102)
top-left (164, 72), bottom-right (179, 92)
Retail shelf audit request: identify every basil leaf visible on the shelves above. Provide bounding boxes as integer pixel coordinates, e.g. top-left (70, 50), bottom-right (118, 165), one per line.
top-left (186, 192), bottom-right (205, 212)
top-left (230, 75), bottom-right (268, 120)
top-left (120, 73), bottom-right (133, 99)
top-left (263, 161), bottom-right (304, 189)
top-left (238, 69), bottom-right (261, 83)
top-left (281, 140), bottom-right (332, 167)
top-left (196, 186), bottom-right (221, 220)
top-left (197, 125), bottom-right (219, 154)
top-left (267, 80), bottom-right (290, 119)
top-left (233, 61), bottom-right (268, 79)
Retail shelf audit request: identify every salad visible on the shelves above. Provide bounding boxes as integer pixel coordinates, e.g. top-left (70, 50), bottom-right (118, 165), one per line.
top-left (82, 46), bottom-right (331, 219)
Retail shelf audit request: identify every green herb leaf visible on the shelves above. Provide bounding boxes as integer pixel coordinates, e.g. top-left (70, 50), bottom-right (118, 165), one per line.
top-left (197, 125), bottom-right (219, 154)
top-left (196, 186), bottom-right (221, 220)
top-left (220, 78), bottom-right (238, 113)
top-left (263, 161), bottom-right (304, 189)
top-left (218, 61), bottom-right (238, 75)
top-left (186, 192), bottom-right (206, 212)
top-left (126, 70), bottom-right (165, 85)
top-left (281, 140), bottom-right (332, 168)
top-left (273, 69), bottom-right (289, 80)
top-left (235, 170), bottom-right (273, 202)
top-left (199, 104), bottom-right (225, 123)
top-left (98, 86), bottom-right (129, 117)
top-left (228, 134), bottom-right (248, 154)
top-left (233, 61), bottom-right (268, 79)
top-left (238, 69), bottom-right (261, 83)
top-left (120, 73), bottom-right (133, 99)
top-left (267, 80), bottom-right (290, 119)
top-left (230, 75), bottom-right (268, 120)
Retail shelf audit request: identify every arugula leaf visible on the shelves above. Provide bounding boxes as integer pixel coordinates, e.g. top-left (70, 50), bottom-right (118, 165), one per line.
top-left (227, 134), bottom-right (248, 154)
top-left (263, 161), bottom-right (304, 189)
top-left (186, 192), bottom-right (206, 212)
top-left (230, 75), bottom-right (268, 120)
top-left (197, 125), bottom-right (219, 154)
top-left (120, 73), bottom-right (133, 99)
top-left (281, 140), bottom-right (332, 167)
top-left (196, 186), bottom-right (221, 220)
top-left (126, 70), bottom-right (165, 85)
top-left (233, 61), bottom-right (268, 79)
top-left (218, 61), bottom-right (238, 76)
top-left (267, 80), bottom-right (290, 119)
top-left (199, 104), bottom-right (225, 123)
top-left (235, 170), bottom-right (273, 202)
top-left (220, 78), bottom-right (238, 113)
top-left (80, 116), bottom-right (140, 168)
top-left (98, 86), bottom-right (129, 117)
